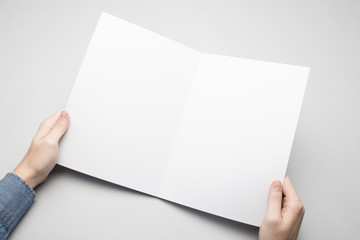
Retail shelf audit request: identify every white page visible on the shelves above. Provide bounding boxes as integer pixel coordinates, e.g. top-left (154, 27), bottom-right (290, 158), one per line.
top-left (59, 12), bottom-right (200, 195)
top-left (160, 54), bottom-right (309, 226)
top-left (59, 12), bottom-right (309, 226)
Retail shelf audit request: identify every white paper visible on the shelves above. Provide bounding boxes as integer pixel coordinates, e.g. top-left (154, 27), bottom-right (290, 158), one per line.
top-left (58, 12), bottom-right (309, 226)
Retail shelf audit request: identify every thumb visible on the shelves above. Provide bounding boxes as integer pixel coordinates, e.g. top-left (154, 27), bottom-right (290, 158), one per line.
top-left (265, 180), bottom-right (283, 220)
top-left (45, 110), bottom-right (70, 143)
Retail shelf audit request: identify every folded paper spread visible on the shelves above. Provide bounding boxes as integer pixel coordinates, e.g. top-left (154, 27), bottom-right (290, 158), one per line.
top-left (58, 12), bottom-right (309, 226)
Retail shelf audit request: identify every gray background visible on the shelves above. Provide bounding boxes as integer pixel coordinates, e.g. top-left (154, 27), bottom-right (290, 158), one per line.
top-left (0, 0), bottom-right (359, 239)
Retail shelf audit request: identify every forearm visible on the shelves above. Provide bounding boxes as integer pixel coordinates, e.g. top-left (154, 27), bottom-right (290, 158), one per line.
top-left (0, 173), bottom-right (36, 239)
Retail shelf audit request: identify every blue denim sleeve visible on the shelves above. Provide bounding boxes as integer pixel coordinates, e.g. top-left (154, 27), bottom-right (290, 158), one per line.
top-left (0, 173), bottom-right (36, 240)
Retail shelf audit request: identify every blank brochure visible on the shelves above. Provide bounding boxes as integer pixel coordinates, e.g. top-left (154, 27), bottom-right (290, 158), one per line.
top-left (58, 12), bottom-right (309, 226)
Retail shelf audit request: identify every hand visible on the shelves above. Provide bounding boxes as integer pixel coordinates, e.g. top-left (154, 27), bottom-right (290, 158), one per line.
top-left (13, 108), bottom-right (70, 189)
top-left (259, 176), bottom-right (305, 240)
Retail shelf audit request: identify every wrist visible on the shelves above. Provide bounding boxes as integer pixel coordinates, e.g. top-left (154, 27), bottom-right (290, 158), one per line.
top-left (13, 163), bottom-right (40, 189)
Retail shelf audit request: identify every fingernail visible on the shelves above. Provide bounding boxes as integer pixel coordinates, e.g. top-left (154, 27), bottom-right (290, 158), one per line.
top-left (272, 180), bottom-right (281, 190)
top-left (60, 111), bottom-right (66, 120)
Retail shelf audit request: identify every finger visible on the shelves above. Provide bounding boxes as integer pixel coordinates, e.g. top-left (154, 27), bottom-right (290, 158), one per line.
top-left (283, 176), bottom-right (301, 201)
top-left (34, 108), bottom-right (66, 141)
top-left (282, 176), bottom-right (304, 218)
top-left (43, 110), bottom-right (70, 143)
top-left (265, 180), bottom-right (283, 220)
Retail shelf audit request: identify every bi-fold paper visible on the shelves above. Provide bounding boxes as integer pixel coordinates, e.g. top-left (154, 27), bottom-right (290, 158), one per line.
top-left (58, 12), bottom-right (309, 226)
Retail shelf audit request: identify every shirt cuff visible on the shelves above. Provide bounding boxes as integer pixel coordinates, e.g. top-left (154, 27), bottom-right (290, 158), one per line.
top-left (0, 173), bottom-right (36, 233)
